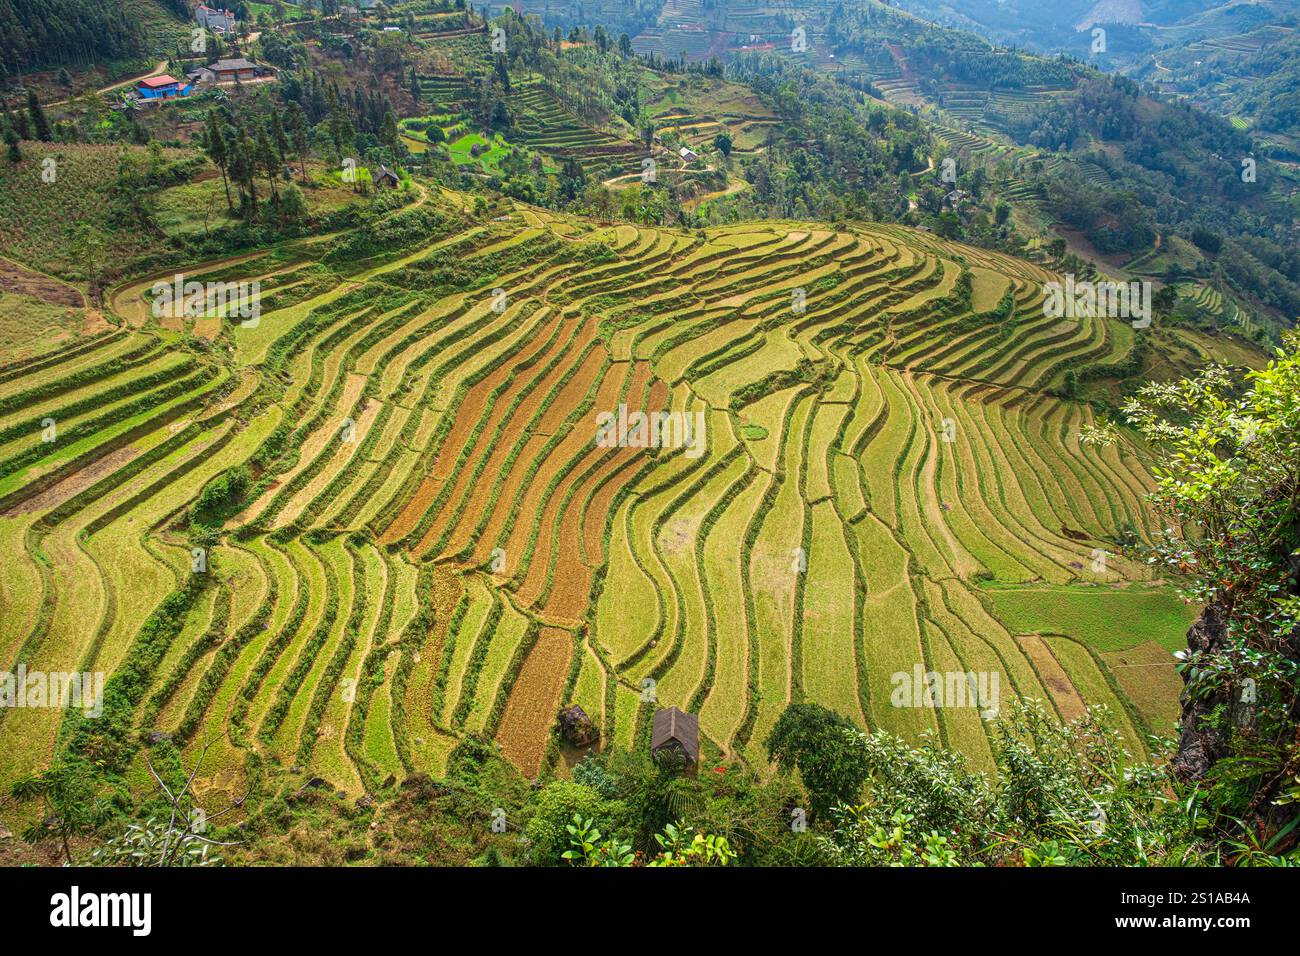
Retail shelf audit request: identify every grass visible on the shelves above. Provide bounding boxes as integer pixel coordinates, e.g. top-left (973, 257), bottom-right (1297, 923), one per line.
top-left (984, 584), bottom-right (1200, 653)
top-left (446, 131), bottom-right (512, 173)
top-left (0, 292), bottom-right (86, 361)
top-left (153, 169), bottom-right (361, 237)
top-left (0, 143), bottom-right (192, 278)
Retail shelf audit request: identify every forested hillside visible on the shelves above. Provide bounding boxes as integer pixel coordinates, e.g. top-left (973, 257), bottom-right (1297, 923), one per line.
top-left (0, 0), bottom-right (189, 73)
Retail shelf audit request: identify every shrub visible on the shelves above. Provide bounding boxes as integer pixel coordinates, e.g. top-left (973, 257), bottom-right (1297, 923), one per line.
top-left (524, 782), bottom-right (625, 866)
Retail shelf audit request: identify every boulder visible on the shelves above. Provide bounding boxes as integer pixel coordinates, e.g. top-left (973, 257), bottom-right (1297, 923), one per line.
top-left (557, 704), bottom-right (599, 748)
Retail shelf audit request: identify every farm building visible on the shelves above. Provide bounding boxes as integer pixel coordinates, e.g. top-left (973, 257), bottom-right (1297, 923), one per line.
top-left (195, 4), bottom-right (236, 33)
top-left (651, 707), bottom-right (699, 771)
top-left (190, 58), bottom-right (270, 84)
top-left (679, 145), bottom-right (699, 164)
top-left (372, 165), bottom-right (401, 189)
top-left (135, 75), bottom-right (191, 99)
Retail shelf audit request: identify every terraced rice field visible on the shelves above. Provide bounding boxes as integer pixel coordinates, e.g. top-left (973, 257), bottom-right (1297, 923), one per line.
top-left (0, 193), bottom-right (1179, 813)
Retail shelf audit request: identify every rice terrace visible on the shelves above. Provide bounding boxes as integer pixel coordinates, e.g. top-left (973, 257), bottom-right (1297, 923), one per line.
top-left (0, 192), bottom-right (1194, 800)
top-left (1, 0), bottom-right (1298, 884)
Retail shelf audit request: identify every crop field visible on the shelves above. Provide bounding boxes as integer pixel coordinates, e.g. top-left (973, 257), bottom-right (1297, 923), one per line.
top-left (0, 189), bottom-right (1188, 821)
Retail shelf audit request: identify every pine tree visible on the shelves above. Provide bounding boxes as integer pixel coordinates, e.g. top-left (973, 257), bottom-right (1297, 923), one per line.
top-left (380, 110), bottom-right (399, 157)
top-left (271, 111), bottom-right (289, 167)
top-left (11, 101), bottom-right (31, 139)
top-left (278, 182), bottom-right (308, 226)
top-left (231, 126), bottom-right (258, 216)
top-left (204, 110), bottom-right (233, 211)
top-left (4, 123), bottom-right (21, 164)
top-left (256, 127), bottom-right (279, 202)
top-left (284, 101), bottom-right (309, 182)
top-left (330, 107), bottom-right (355, 168)
top-left (27, 89), bottom-right (51, 141)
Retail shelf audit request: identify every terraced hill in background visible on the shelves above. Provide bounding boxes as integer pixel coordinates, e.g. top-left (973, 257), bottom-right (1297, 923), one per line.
top-left (0, 189), bottom-right (1194, 819)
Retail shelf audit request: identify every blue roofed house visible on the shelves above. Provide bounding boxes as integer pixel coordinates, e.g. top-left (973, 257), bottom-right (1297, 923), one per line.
top-left (136, 74), bottom-right (192, 100)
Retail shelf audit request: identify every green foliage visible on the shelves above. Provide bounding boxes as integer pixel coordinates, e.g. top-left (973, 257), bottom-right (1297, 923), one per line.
top-left (524, 782), bottom-right (624, 866)
top-left (561, 814), bottom-right (735, 867)
top-left (813, 699), bottom-right (1269, 866)
top-left (765, 702), bottom-right (871, 819)
top-left (560, 814), bottom-right (635, 866)
top-left (818, 807), bottom-right (961, 867)
top-left (647, 821), bottom-right (736, 867)
top-left (191, 465), bottom-right (251, 528)
top-left (1122, 331), bottom-right (1300, 815)
top-left (1125, 332), bottom-right (1300, 647)
top-left (11, 759), bottom-right (116, 864)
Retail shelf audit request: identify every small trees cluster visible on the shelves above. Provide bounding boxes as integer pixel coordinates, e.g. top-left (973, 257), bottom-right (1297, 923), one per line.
top-left (202, 101), bottom-right (310, 224)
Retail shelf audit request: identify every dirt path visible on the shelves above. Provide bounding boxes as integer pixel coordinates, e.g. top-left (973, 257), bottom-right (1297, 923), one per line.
top-left (49, 60), bottom-right (169, 107)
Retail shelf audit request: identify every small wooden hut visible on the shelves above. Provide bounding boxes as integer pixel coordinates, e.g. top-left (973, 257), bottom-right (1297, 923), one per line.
top-left (651, 706), bottom-right (699, 772)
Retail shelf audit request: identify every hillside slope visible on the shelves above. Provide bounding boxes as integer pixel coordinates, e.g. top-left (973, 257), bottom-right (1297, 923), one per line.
top-left (0, 187), bottom-right (1200, 833)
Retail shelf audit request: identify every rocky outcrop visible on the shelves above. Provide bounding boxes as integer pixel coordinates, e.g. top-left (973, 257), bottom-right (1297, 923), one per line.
top-left (1170, 603), bottom-right (1233, 783)
top-left (1172, 600), bottom-right (1300, 845)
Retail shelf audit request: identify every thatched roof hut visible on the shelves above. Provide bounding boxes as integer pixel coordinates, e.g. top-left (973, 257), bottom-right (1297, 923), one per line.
top-left (651, 707), bottom-right (699, 768)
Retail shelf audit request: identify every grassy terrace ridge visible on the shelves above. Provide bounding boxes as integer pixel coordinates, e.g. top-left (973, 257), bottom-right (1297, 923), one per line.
top-left (0, 189), bottom-right (1194, 827)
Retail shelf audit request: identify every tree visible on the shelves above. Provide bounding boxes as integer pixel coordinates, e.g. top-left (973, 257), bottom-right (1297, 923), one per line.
top-left (3, 123), bottom-right (20, 163)
top-left (283, 101), bottom-right (309, 182)
top-left (329, 105), bottom-right (354, 163)
top-left (256, 127), bottom-right (279, 203)
top-left (89, 739), bottom-right (244, 867)
top-left (270, 110), bottom-right (290, 167)
top-left (618, 32), bottom-right (632, 58)
top-left (278, 182), bottom-right (308, 227)
top-left (69, 224), bottom-right (107, 304)
top-left (26, 89), bottom-right (51, 141)
top-left (713, 131), bottom-right (732, 158)
top-left (1153, 284), bottom-right (1178, 317)
top-left (9, 103), bottom-right (31, 139)
top-left (204, 110), bottom-right (233, 210)
top-left (765, 703), bottom-right (871, 819)
top-left (380, 109), bottom-right (399, 156)
top-left (1110, 332), bottom-right (1300, 822)
top-left (11, 760), bottom-right (112, 864)
top-left (230, 126), bottom-right (258, 215)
